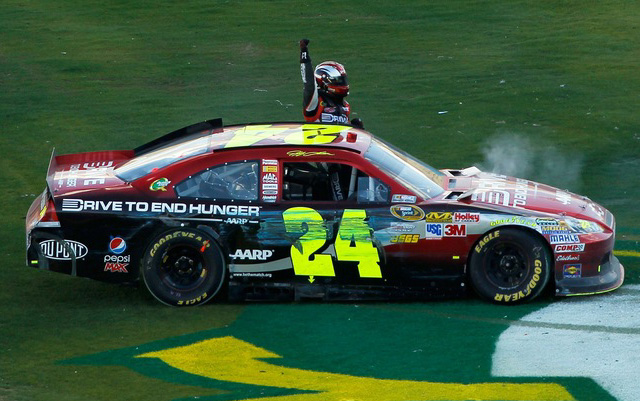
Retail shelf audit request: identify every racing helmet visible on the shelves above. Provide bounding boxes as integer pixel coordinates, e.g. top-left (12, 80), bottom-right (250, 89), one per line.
top-left (314, 61), bottom-right (349, 96)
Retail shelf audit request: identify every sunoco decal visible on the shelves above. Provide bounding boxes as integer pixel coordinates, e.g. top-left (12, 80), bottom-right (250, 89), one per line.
top-left (40, 239), bottom-right (88, 260)
top-left (390, 205), bottom-right (425, 222)
top-left (149, 178), bottom-right (171, 191)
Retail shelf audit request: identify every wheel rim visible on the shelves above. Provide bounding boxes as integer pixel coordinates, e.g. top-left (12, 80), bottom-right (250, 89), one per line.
top-left (485, 242), bottom-right (530, 289)
top-left (159, 244), bottom-right (207, 291)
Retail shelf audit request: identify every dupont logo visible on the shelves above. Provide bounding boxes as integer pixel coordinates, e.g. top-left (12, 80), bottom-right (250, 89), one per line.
top-left (109, 237), bottom-right (127, 254)
top-left (40, 239), bottom-right (88, 260)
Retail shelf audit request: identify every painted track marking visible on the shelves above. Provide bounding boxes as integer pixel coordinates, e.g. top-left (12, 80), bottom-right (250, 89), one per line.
top-left (492, 284), bottom-right (640, 401)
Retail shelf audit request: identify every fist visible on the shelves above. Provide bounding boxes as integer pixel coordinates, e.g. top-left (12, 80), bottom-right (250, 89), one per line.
top-left (299, 38), bottom-right (310, 49)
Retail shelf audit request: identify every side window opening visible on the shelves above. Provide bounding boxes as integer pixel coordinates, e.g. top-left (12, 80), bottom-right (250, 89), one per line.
top-left (175, 161), bottom-right (259, 200)
top-left (282, 162), bottom-right (389, 203)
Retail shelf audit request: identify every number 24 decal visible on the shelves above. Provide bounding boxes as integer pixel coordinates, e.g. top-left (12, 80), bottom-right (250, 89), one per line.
top-left (282, 207), bottom-right (382, 279)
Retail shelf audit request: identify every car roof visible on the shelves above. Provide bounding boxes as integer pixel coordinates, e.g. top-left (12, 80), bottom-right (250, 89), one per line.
top-left (135, 121), bottom-right (373, 157)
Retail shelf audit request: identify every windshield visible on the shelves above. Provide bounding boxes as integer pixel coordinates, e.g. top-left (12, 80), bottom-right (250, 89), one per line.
top-left (364, 138), bottom-right (444, 199)
top-left (115, 136), bottom-right (211, 182)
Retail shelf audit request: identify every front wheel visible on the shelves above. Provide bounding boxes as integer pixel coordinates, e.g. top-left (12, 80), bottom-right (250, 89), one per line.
top-left (142, 228), bottom-right (225, 306)
top-left (469, 228), bottom-right (551, 304)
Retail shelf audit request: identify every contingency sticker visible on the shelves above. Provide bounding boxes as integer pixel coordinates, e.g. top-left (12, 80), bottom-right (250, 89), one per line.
top-left (261, 160), bottom-right (279, 203)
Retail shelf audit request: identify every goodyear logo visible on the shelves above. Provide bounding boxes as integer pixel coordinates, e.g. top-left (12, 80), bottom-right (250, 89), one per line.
top-left (390, 204), bottom-right (425, 221)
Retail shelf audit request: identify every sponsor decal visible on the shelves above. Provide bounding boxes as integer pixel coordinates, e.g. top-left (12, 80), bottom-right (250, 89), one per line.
top-left (556, 190), bottom-right (572, 205)
top-left (391, 194), bottom-right (417, 204)
top-left (286, 150), bottom-right (335, 157)
top-left (471, 177), bottom-right (532, 208)
top-left (557, 254), bottom-right (580, 262)
top-left (262, 195), bottom-right (277, 202)
top-left (390, 234), bottom-right (420, 244)
top-left (475, 231), bottom-right (500, 253)
top-left (231, 272), bottom-right (273, 278)
top-left (390, 222), bottom-right (417, 233)
top-left (550, 234), bottom-right (580, 244)
top-left (149, 178), bottom-right (171, 191)
top-left (424, 212), bottom-right (452, 223)
top-left (262, 173), bottom-right (278, 183)
top-left (262, 183), bottom-right (278, 190)
top-left (425, 223), bottom-right (443, 239)
top-left (262, 166), bottom-right (277, 173)
top-left (444, 224), bottom-right (466, 237)
top-left (320, 113), bottom-right (349, 124)
top-left (554, 243), bottom-right (585, 253)
top-left (490, 216), bottom-right (537, 228)
top-left (40, 239), bottom-right (88, 260)
top-left (536, 218), bottom-right (558, 226)
top-left (230, 249), bottom-right (274, 261)
top-left (390, 205), bottom-right (425, 222)
top-left (104, 254), bottom-right (130, 273)
top-left (224, 218), bottom-right (249, 224)
top-left (109, 236), bottom-right (127, 254)
top-left (453, 212), bottom-right (480, 223)
top-left (61, 199), bottom-right (261, 216)
top-left (262, 159), bottom-right (278, 166)
top-left (262, 190), bottom-right (278, 195)
top-left (563, 264), bottom-right (582, 278)
top-left (540, 224), bottom-right (569, 235)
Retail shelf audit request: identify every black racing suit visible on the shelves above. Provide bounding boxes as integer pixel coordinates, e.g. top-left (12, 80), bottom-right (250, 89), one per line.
top-left (300, 48), bottom-right (350, 124)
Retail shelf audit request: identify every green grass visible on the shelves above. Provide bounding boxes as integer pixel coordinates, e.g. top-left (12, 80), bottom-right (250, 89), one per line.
top-left (1, 1), bottom-right (638, 400)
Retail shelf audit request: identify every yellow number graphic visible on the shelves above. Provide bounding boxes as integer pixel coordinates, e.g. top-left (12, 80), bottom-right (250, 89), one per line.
top-left (284, 125), bottom-right (347, 145)
top-left (224, 125), bottom-right (289, 149)
top-left (335, 209), bottom-right (382, 278)
top-left (282, 207), bottom-right (335, 277)
top-left (283, 207), bottom-right (381, 279)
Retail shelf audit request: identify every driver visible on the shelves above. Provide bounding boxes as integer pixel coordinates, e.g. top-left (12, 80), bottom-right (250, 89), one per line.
top-left (299, 39), bottom-right (363, 128)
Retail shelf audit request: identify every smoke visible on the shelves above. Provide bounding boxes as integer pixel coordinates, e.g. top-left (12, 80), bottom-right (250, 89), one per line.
top-left (478, 132), bottom-right (584, 191)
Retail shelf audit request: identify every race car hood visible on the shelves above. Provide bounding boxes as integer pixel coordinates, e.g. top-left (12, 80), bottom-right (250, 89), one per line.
top-left (445, 168), bottom-right (612, 228)
top-left (46, 149), bottom-right (134, 196)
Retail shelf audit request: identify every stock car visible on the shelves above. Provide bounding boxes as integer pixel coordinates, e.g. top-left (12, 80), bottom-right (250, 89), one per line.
top-left (25, 119), bottom-right (624, 306)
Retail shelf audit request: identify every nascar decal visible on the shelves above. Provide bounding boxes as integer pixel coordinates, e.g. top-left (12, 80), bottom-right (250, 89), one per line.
top-left (391, 194), bottom-right (417, 203)
top-left (283, 207), bottom-right (381, 280)
top-left (390, 204), bottom-right (425, 222)
top-left (61, 199), bottom-right (260, 216)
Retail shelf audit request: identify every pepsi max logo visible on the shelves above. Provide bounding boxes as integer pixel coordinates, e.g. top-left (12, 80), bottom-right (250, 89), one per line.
top-left (109, 236), bottom-right (127, 254)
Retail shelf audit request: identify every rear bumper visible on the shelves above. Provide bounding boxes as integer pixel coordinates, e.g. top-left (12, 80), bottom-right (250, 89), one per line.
top-left (555, 253), bottom-right (624, 296)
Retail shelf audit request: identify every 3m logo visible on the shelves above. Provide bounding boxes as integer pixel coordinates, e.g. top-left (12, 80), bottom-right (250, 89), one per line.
top-left (444, 224), bottom-right (466, 237)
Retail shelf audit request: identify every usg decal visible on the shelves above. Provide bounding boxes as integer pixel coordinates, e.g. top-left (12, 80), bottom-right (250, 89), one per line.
top-left (425, 223), bottom-right (443, 239)
top-left (40, 239), bottom-right (88, 260)
top-left (230, 249), bottom-right (274, 261)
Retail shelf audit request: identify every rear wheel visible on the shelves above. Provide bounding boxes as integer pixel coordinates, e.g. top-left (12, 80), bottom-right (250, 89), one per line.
top-left (469, 228), bottom-right (551, 304)
top-left (142, 228), bottom-right (225, 306)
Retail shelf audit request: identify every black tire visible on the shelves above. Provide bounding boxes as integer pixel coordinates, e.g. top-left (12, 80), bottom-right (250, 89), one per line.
top-left (142, 228), bottom-right (225, 306)
top-left (469, 228), bottom-right (551, 304)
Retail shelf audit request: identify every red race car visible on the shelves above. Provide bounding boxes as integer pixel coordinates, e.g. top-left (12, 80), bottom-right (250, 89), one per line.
top-left (26, 119), bottom-right (624, 305)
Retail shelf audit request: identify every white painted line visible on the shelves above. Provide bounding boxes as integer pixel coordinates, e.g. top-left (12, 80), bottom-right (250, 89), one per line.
top-left (492, 284), bottom-right (640, 401)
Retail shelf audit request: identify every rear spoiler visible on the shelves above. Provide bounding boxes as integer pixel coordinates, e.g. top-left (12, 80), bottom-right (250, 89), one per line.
top-left (134, 118), bottom-right (223, 156)
top-left (45, 148), bottom-right (58, 196)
